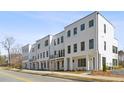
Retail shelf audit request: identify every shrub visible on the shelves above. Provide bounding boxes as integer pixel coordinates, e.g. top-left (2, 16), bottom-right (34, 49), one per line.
top-left (103, 63), bottom-right (107, 72)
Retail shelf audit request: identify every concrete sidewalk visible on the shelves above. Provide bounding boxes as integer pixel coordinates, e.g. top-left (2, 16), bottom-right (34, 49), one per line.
top-left (10, 69), bottom-right (124, 82)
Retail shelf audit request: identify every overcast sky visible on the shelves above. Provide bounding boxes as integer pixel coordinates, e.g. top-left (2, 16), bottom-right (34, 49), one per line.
top-left (0, 11), bottom-right (123, 55)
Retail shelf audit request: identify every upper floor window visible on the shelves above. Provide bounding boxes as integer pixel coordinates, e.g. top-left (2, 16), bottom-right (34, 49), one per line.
top-left (89, 39), bottom-right (94, 49)
top-left (67, 30), bottom-right (71, 37)
top-left (58, 50), bottom-right (61, 57)
top-left (57, 38), bottom-right (60, 44)
top-left (43, 52), bottom-right (45, 58)
top-left (112, 46), bottom-right (118, 54)
top-left (73, 27), bottom-right (77, 35)
top-left (46, 51), bottom-right (49, 57)
top-left (73, 43), bottom-right (77, 53)
top-left (89, 19), bottom-right (94, 28)
top-left (104, 24), bottom-right (106, 33)
top-left (54, 39), bottom-right (56, 46)
top-left (61, 36), bottom-right (64, 43)
top-left (45, 40), bottom-right (49, 47)
top-left (54, 51), bottom-right (56, 55)
top-left (37, 54), bottom-right (39, 59)
top-left (67, 45), bottom-right (71, 54)
top-left (32, 48), bottom-right (35, 52)
top-left (81, 41), bottom-right (85, 51)
top-left (40, 53), bottom-right (42, 59)
top-left (38, 44), bottom-right (40, 49)
top-left (104, 41), bottom-right (106, 51)
top-left (80, 24), bottom-right (85, 31)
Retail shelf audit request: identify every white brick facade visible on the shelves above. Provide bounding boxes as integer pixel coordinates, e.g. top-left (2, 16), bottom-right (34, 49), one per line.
top-left (22, 11), bottom-right (118, 71)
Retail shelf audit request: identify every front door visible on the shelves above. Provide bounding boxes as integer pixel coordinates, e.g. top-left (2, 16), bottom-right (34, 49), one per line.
top-left (67, 58), bottom-right (70, 71)
top-left (57, 61), bottom-right (60, 70)
top-left (93, 57), bottom-right (95, 70)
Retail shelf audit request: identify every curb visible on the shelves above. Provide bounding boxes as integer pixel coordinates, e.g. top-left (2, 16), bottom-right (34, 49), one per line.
top-left (10, 69), bottom-right (122, 82)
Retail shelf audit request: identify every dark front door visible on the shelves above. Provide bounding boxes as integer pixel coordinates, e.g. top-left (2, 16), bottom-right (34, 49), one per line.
top-left (57, 61), bottom-right (60, 70)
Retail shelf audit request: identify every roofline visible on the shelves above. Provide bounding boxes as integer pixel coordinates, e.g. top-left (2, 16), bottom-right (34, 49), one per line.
top-left (64, 11), bottom-right (98, 29)
top-left (36, 35), bottom-right (52, 42)
top-left (22, 44), bottom-right (30, 48)
top-left (53, 30), bottom-right (64, 37)
top-left (64, 11), bottom-right (115, 29)
top-left (98, 12), bottom-right (115, 29)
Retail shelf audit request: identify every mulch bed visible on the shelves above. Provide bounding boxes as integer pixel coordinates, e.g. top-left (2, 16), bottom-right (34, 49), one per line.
top-left (92, 71), bottom-right (124, 78)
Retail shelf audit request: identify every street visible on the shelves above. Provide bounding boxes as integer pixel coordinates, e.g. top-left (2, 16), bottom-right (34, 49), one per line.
top-left (0, 69), bottom-right (76, 82)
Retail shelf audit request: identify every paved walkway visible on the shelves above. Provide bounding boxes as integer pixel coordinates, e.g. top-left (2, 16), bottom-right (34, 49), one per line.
top-left (14, 69), bottom-right (124, 82)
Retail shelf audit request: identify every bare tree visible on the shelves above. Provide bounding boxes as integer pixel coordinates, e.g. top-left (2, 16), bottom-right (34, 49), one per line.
top-left (10, 44), bottom-right (22, 69)
top-left (1, 37), bottom-right (15, 65)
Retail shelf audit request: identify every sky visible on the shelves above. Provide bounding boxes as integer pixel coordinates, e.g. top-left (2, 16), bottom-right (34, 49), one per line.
top-left (0, 11), bottom-right (124, 55)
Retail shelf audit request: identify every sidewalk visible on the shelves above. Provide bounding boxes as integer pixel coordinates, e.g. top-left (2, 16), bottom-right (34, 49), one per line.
top-left (11, 69), bottom-right (124, 82)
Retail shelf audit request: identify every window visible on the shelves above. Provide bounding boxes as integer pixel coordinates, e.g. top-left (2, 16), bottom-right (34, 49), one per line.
top-left (62, 49), bottom-right (65, 57)
top-left (81, 24), bottom-right (85, 31)
top-left (113, 59), bottom-right (118, 66)
top-left (61, 36), bottom-right (64, 43)
top-left (81, 41), bottom-right (85, 51)
top-left (78, 58), bottom-right (86, 67)
top-left (32, 48), bottom-right (35, 52)
top-left (43, 52), bottom-right (45, 58)
top-left (57, 38), bottom-right (60, 44)
top-left (54, 39), bottom-right (56, 46)
top-left (73, 27), bottom-right (77, 35)
top-left (54, 51), bottom-right (56, 55)
top-left (61, 50), bottom-right (63, 57)
top-left (89, 19), bottom-right (94, 28)
top-left (67, 45), bottom-right (71, 54)
top-left (45, 40), bottom-right (49, 47)
top-left (37, 54), bottom-right (39, 59)
top-left (44, 62), bottom-right (46, 68)
top-left (67, 30), bottom-right (71, 37)
top-left (104, 24), bottom-right (106, 33)
top-left (40, 53), bottom-right (42, 59)
top-left (112, 46), bottom-right (118, 54)
top-left (89, 39), bottom-right (94, 49)
top-left (38, 44), bottom-right (40, 49)
top-left (58, 50), bottom-right (61, 57)
top-left (46, 51), bottom-right (49, 57)
top-left (104, 41), bottom-right (106, 51)
top-left (73, 44), bottom-right (77, 53)
top-left (62, 61), bottom-right (64, 67)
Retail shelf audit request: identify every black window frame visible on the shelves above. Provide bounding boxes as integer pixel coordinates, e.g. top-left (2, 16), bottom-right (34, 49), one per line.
top-left (73, 43), bottom-right (77, 53)
top-left (67, 45), bottom-right (71, 54)
top-left (81, 41), bottom-right (85, 51)
top-left (45, 40), bottom-right (49, 47)
top-left (67, 30), bottom-right (71, 37)
top-left (104, 24), bottom-right (106, 33)
top-left (104, 41), bottom-right (106, 51)
top-left (73, 27), bottom-right (77, 35)
top-left (38, 44), bottom-right (40, 49)
top-left (61, 36), bottom-right (64, 43)
top-left (80, 24), bottom-right (85, 31)
top-left (89, 19), bottom-right (94, 28)
top-left (89, 39), bottom-right (94, 49)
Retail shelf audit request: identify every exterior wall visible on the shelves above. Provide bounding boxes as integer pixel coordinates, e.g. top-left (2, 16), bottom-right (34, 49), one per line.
top-left (50, 31), bottom-right (65, 70)
top-left (22, 11), bottom-right (118, 71)
top-left (36, 35), bottom-right (52, 70)
top-left (97, 13), bottom-right (118, 69)
top-left (22, 44), bottom-right (31, 69)
top-left (64, 12), bottom-right (98, 71)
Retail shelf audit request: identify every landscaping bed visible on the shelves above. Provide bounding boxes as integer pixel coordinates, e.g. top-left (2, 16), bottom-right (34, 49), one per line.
top-left (92, 70), bottom-right (124, 78)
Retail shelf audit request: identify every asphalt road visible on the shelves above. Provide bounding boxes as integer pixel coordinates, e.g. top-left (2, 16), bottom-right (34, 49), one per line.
top-left (0, 69), bottom-right (76, 82)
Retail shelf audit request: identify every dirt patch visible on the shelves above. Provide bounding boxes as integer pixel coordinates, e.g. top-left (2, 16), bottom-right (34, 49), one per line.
top-left (92, 71), bottom-right (124, 78)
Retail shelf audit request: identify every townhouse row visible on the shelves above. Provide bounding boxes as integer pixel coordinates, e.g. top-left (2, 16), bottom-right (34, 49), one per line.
top-left (22, 11), bottom-right (118, 71)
